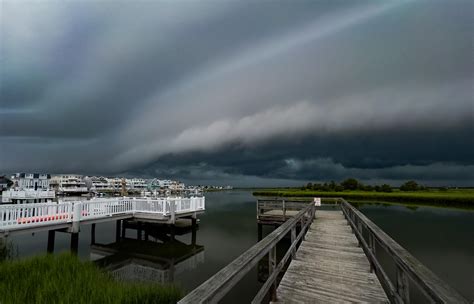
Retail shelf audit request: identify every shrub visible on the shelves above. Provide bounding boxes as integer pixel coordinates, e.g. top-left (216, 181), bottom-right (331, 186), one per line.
top-left (341, 178), bottom-right (359, 190)
top-left (400, 181), bottom-right (419, 191)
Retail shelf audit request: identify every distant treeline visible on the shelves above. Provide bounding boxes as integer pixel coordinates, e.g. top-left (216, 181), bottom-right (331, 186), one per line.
top-left (300, 179), bottom-right (429, 193)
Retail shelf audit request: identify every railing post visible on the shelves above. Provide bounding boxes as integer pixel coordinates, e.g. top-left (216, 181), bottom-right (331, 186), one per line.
top-left (71, 202), bottom-right (82, 233)
top-left (291, 226), bottom-right (296, 259)
top-left (369, 233), bottom-right (376, 273)
top-left (170, 199), bottom-right (176, 224)
top-left (396, 265), bottom-right (410, 303)
top-left (282, 199), bottom-right (286, 221)
top-left (269, 245), bottom-right (277, 302)
top-left (300, 218), bottom-right (305, 240)
top-left (357, 217), bottom-right (362, 247)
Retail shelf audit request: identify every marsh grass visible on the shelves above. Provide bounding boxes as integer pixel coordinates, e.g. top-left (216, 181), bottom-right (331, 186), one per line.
top-left (0, 253), bottom-right (182, 304)
top-left (253, 189), bottom-right (474, 208)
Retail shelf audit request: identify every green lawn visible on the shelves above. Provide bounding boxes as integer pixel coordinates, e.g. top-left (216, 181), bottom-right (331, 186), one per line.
top-left (0, 253), bottom-right (182, 304)
top-left (253, 189), bottom-right (474, 208)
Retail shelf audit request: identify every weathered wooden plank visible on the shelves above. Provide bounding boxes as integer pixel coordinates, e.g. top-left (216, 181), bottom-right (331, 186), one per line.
top-left (276, 210), bottom-right (389, 303)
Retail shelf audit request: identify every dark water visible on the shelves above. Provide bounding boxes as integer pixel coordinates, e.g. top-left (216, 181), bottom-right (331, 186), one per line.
top-left (3, 191), bottom-right (474, 302)
top-left (357, 202), bottom-right (474, 301)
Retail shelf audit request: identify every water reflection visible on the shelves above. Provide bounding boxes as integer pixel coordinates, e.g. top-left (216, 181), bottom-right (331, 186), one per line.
top-left (92, 238), bottom-right (204, 284)
top-left (90, 218), bottom-right (204, 284)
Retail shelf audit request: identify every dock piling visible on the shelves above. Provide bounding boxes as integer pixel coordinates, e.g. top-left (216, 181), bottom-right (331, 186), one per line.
top-left (70, 232), bottom-right (79, 254)
top-left (47, 230), bottom-right (55, 253)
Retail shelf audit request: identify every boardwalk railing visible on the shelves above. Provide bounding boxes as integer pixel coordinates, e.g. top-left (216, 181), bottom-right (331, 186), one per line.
top-left (339, 199), bottom-right (468, 304)
top-left (0, 197), bottom-right (205, 232)
top-left (257, 199), bottom-right (308, 222)
top-left (179, 202), bottom-right (315, 304)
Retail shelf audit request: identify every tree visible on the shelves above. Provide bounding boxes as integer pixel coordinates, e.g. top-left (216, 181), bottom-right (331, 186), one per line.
top-left (400, 180), bottom-right (419, 191)
top-left (306, 182), bottom-right (313, 190)
top-left (341, 178), bottom-right (359, 190)
top-left (362, 185), bottom-right (374, 191)
top-left (380, 184), bottom-right (392, 192)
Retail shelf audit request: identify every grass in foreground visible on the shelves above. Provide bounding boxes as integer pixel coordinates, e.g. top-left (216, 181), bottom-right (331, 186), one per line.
top-left (253, 189), bottom-right (474, 208)
top-left (0, 253), bottom-right (181, 304)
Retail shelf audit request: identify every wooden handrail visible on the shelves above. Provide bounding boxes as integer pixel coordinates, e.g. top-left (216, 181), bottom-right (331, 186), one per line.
top-left (339, 199), bottom-right (468, 304)
top-left (178, 202), bottom-right (315, 304)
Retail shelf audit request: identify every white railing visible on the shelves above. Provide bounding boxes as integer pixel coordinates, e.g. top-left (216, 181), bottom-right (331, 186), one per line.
top-left (59, 187), bottom-right (89, 192)
top-left (0, 196), bottom-right (205, 232)
top-left (1, 189), bottom-right (56, 199)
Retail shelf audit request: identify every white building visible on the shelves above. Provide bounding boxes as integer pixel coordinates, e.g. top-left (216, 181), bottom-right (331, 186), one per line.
top-left (107, 177), bottom-right (123, 191)
top-left (1, 173), bottom-right (55, 204)
top-left (51, 174), bottom-right (88, 196)
top-left (127, 178), bottom-right (148, 190)
top-left (88, 176), bottom-right (114, 192)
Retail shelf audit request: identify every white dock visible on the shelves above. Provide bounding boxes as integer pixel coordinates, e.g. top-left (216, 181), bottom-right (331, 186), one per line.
top-left (0, 196), bottom-right (205, 237)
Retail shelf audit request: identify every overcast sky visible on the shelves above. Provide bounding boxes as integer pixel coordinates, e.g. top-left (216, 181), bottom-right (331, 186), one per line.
top-left (0, 0), bottom-right (473, 186)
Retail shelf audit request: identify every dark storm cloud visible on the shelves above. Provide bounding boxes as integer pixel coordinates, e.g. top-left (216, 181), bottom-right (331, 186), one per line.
top-left (1, 0), bottom-right (473, 185)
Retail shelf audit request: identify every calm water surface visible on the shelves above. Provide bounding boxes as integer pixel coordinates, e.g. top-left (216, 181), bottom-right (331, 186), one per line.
top-left (3, 191), bottom-right (474, 302)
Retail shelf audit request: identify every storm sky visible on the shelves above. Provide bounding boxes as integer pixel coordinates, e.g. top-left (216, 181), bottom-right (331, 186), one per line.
top-left (0, 0), bottom-right (473, 186)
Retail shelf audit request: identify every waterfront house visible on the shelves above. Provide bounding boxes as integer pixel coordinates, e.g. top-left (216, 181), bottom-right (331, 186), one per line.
top-left (1, 173), bottom-right (55, 204)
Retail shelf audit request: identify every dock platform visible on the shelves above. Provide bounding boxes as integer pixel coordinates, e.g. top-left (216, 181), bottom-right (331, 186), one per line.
top-left (277, 210), bottom-right (389, 303)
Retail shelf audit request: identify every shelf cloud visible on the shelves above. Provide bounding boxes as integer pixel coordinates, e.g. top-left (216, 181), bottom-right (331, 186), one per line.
top-left (1, 0), bottom-right (473, 185)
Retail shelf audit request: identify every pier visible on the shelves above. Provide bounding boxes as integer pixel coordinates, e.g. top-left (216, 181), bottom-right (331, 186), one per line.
top-left (179, 198), bottom-right (468, 303)
top-left (277, 209), bottom-right (387, 302)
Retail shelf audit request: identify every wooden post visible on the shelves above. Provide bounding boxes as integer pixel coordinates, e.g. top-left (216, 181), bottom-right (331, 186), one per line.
top-left (369, 233), bottom-right (375, 273)
top-left (192, 218), bottom-right (197, 246)
top-left (170, 225), bottom-right (175, 241)
top-left (144, 224), bottom-right (149, 241)
top-left (357, 218), bottom-right (362, 247)
top-left (121, 220), bottom-right (126, 238)
top-left (269, 246), bottom-right (277, 302)
top-left (70, 232), bottom-right (79, 254)
top-left (396, 265), bottom-right (410, 303)
top-left (291, 226), bottom-right (296, 259)
top-left (47, 230), bottom-right (55, 253)
top-left (300, 218), bottom-right (306, 240)
top-left (115, 220), bottom-right (121, 242)
top-left (256, 200), bottom-right (260, 221)
top-left (71, 202), bottom-right (82, 233)
top-left (282, 200), bottom-right (286, 221)
top-left (257, 223), bottom-right (263, 241)
top-left (137, 222), bottom-right (142, 240)
top-left (169, 259), bottom-right (175, 282)
top-left (90, 223), bottom-right (96, 245)
top-left (170, 201), bottom-right (176, 224)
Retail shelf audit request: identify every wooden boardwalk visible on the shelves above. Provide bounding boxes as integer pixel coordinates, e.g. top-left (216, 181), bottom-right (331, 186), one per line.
top-left (277, 210), bottom-right (389, 303)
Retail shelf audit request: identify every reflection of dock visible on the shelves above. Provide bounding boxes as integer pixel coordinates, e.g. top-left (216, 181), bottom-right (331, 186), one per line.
top-left (92, 238), bottom-right (204, 283)
top-left (91, 220), bottom-right (204, 284)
